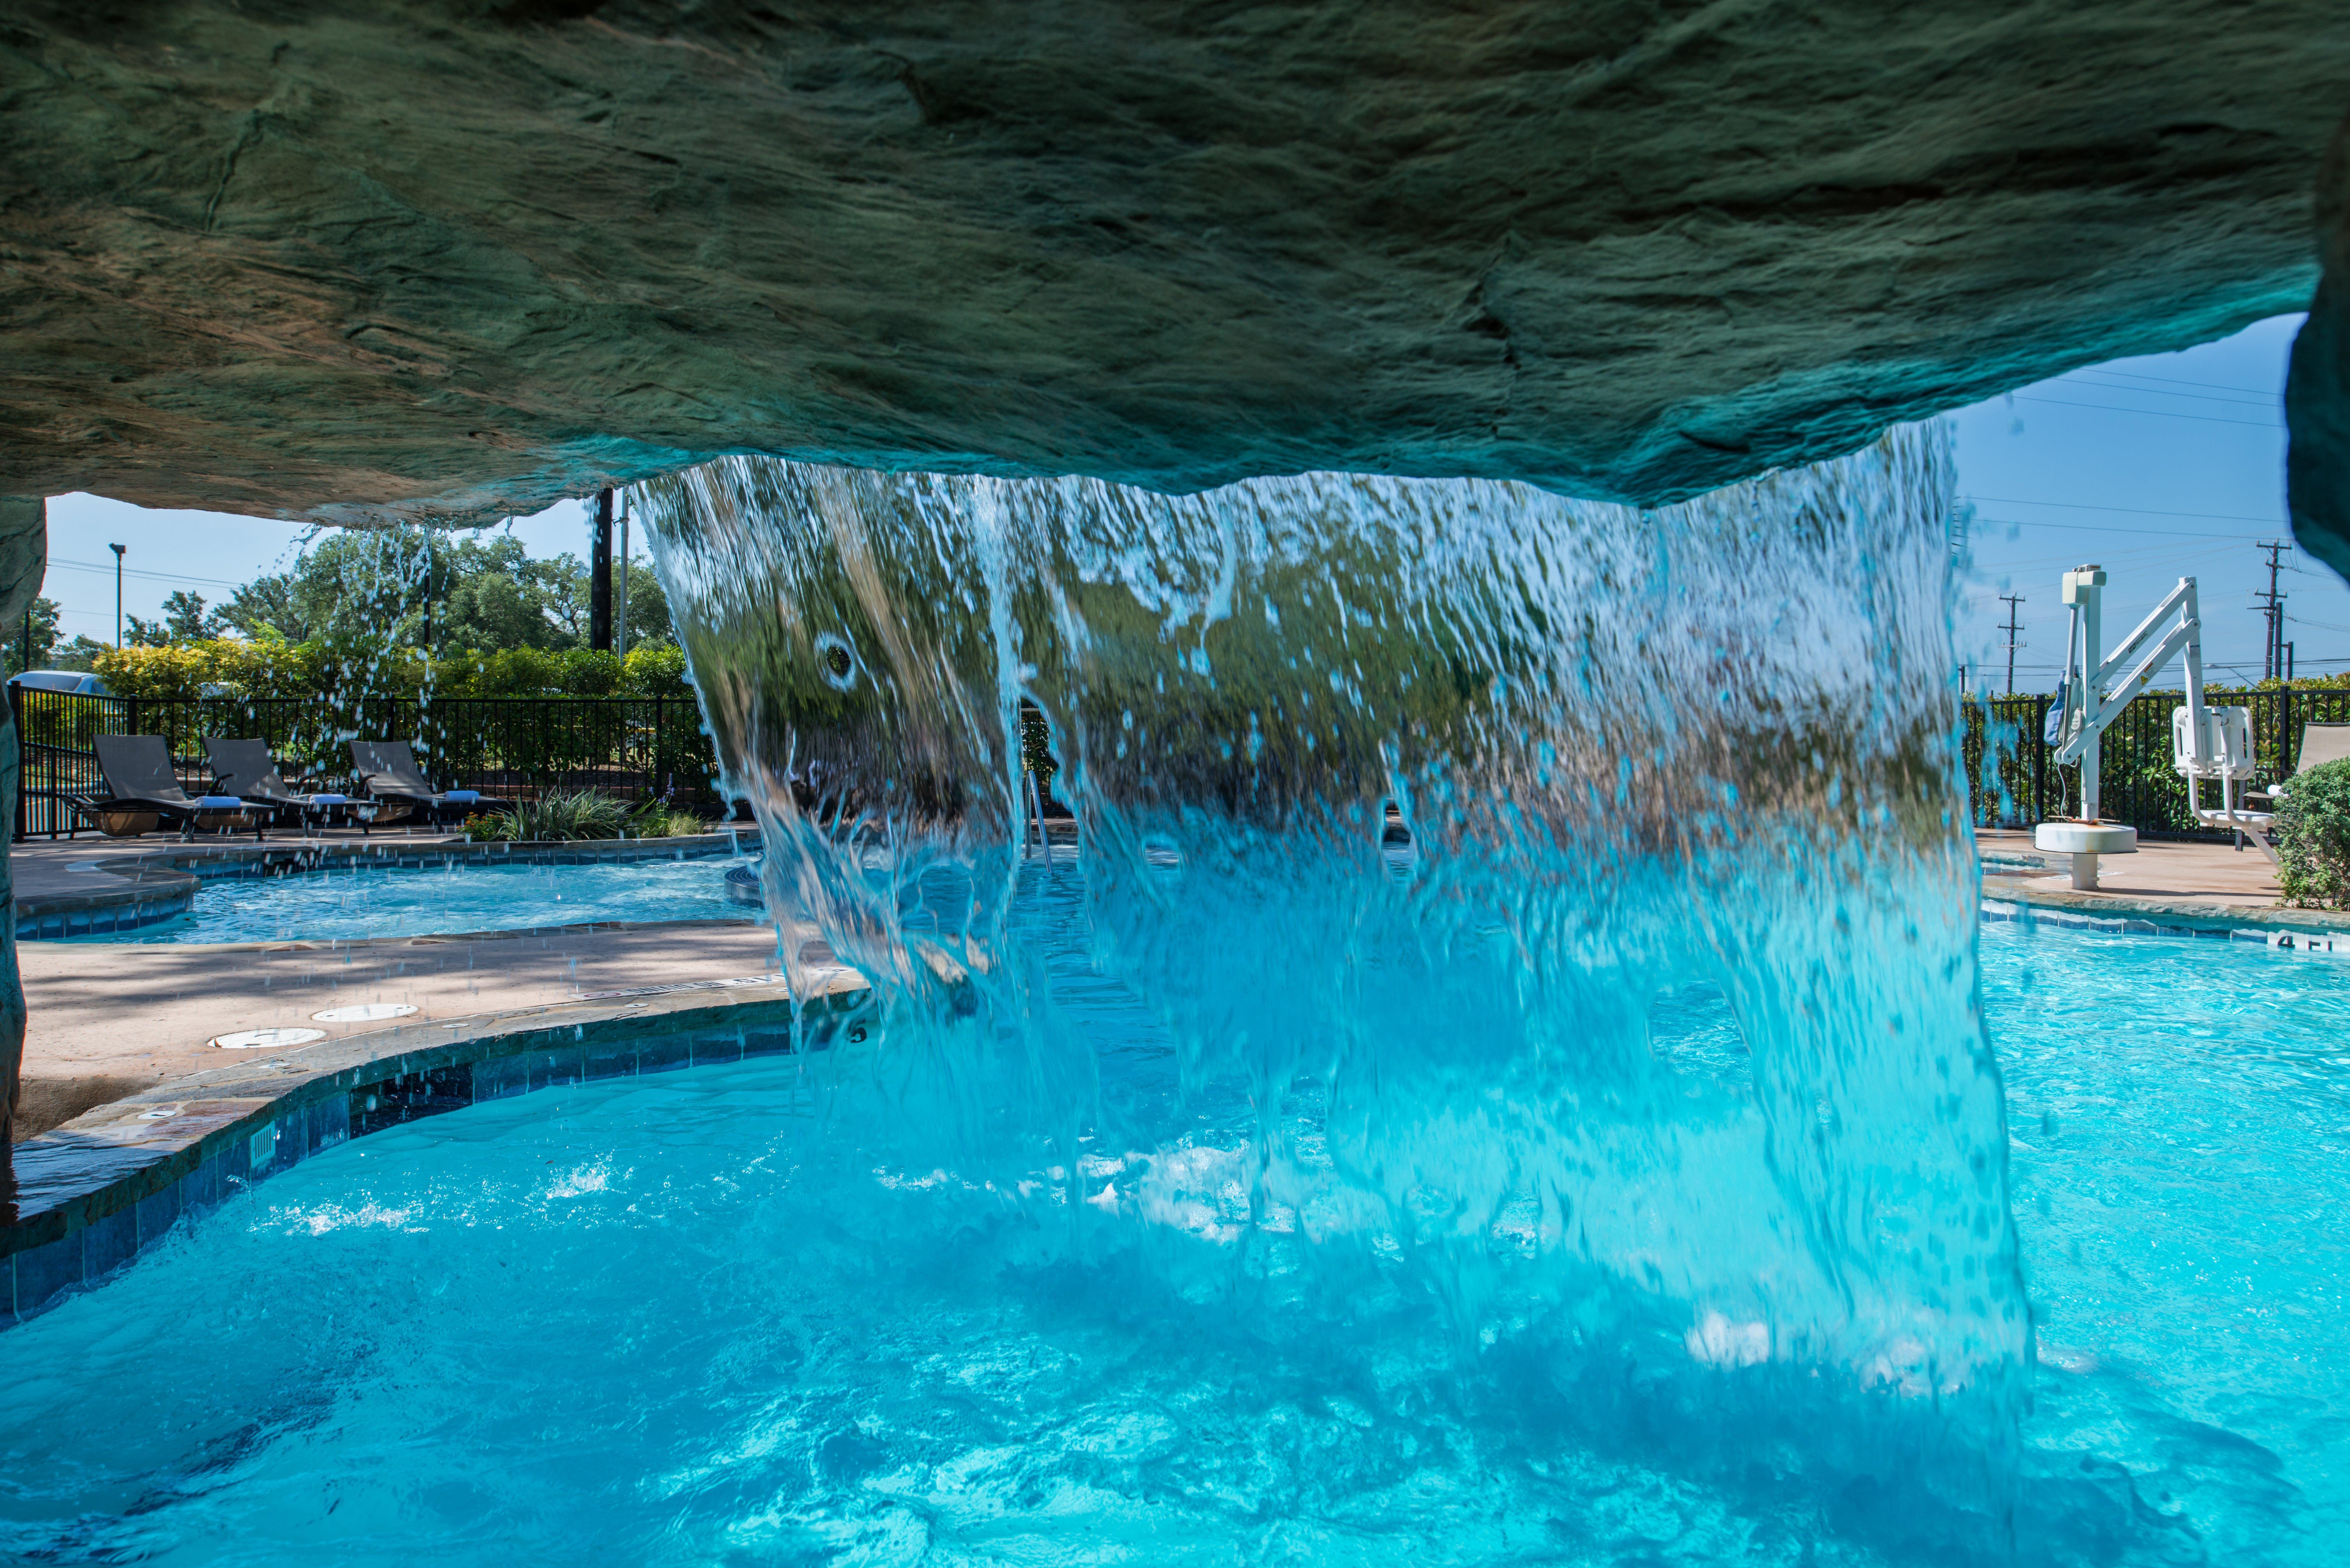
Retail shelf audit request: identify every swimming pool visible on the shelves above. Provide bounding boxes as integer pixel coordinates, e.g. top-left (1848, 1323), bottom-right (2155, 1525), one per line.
top-left (1, 913), bottom-right (2339, 1565)
top-left (74, 853), bottom-right (763, 943)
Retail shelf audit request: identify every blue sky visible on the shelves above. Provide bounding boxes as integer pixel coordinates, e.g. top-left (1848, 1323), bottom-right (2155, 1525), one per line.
top-left (39, 311), bottom-right (2338, 684)
top-left (1949, 312), bottom-right (2328, 688)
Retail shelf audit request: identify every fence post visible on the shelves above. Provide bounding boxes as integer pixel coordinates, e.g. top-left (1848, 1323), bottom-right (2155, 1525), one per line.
top-left (8, 682), bottom-right (21, 843)
top-left (653, 692), bottom-right (664, 797)
top-left (2033, 696), bottom-right (2046, 824)
top-left (2280, 685), bottom-right (2294, 779)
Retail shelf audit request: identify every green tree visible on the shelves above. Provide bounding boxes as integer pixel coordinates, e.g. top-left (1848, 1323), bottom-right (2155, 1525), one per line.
top-left (622, 560), bottom-right (673, 649)
top-left (427, 535), bottom-right (610, 652)
top-left (202, 515), bottom-right (678, 662)
top-left (219, 573), bottom-right (313, 642)
top-left (161, 590), bottom-right (224, 642)
top-left (3, 597), bottom-right (62, 676)
top-left (53, 634), bottom-right (111, 672)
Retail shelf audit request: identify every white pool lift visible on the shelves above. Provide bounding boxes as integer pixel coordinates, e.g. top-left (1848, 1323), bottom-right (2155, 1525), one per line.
top-left (2033, 564), bottom-right (2273, 890)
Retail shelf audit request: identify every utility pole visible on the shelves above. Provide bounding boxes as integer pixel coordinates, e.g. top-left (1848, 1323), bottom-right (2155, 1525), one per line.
top-left (109, 543), bottom-right (125, 647)
top-left (1999, 593), bottom-right (2025, 696)
top-left (2256, 539), bottom-right (2289, 680)
top-left (590, 487), bottom-right (614, 651)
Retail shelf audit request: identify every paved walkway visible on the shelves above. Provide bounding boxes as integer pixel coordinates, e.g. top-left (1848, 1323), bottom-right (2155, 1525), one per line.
top-left (1974, 827), bottom-right (2282, 908)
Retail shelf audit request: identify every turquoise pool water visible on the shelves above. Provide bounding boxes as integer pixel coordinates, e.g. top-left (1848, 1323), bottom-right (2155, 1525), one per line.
top-left (1, 914), bottom-right (2341, 1565)
top-left (76, 854), bottom-right (761, 943)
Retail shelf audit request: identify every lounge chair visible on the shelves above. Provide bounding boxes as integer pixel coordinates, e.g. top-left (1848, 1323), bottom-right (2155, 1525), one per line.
top-left (2247, 724), bottom-right (2350, 807)
top-left (348, 739), bottom-right (482, 826)
top-left (72, 734), bottom-right (258, 841)
top-left (204, 737), bottom-right (358, 836)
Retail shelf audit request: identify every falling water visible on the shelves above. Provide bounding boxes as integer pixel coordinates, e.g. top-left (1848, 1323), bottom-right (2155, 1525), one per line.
top-left (637, 426), bottom-right (2029, 1531)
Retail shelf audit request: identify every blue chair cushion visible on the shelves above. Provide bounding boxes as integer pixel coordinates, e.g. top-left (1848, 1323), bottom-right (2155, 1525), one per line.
top-left (309, 793), bottom-right (351, 805)
top-left (443, 790), bottom-right (482, 804)
top-left (196, 795), bottom-right (246, 810)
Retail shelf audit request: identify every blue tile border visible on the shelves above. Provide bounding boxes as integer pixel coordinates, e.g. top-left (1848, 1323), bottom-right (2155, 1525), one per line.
top-left (1979, 896), bottom-right (2350, 951)
top-left (0, 982), bottom-right (864, 1331)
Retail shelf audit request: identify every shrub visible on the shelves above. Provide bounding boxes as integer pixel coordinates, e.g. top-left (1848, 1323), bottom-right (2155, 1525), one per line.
top-left (630, 802), bottom-right (710, 838)
top-left (622, 643), bottom-right (691, 694)
top-left (486, 787), bottom-right (635, 843)
top-left (2274, 757), bottom-right (2350, 908)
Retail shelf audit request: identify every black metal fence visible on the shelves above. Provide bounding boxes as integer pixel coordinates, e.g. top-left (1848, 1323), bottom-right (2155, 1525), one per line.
top-left (17, 682), bottom-right (2346, 844)
top-left (9, 688), bottom-right (722, 840)
top-left (1961, 686), bottom-right (2350, 839)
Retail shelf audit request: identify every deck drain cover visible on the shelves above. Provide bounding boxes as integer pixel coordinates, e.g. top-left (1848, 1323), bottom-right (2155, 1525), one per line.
top-left (211, 1027), bottom-right (326, 1050)
top-left (311, 1002), bottom-right (419, 1023)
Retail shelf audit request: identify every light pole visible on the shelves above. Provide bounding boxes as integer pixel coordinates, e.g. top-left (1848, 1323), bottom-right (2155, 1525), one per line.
top-left (590, 488), bottom-right (614, 651)
top-left (109, 543), bottom-right (125, 646)
top-left (616, 491), bottom-right (631, 662)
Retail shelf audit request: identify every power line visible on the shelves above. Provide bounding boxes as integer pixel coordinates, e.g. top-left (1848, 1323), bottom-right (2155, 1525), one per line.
top-left (1960, 496), bottom-right (2287, 524)
top-left (2058, 374), bottom-right (2281, 411)
top-left (1998, 593), bottom-right (2025, 696)
top-left (46, 556), bottom-right (245, 589)
top-left (1972, 515), bottom-right (2270, 540)
top-left (2059, 367), bottom-right (2285, 398)
top-left (2256, 540), bottom-right (2290, 680)
top-left (2009, 394), bottom-right (2284, 430)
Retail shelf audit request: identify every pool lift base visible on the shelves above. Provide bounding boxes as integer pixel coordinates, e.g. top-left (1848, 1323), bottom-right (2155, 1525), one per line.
top-left (2032, 820), bottom-right (2139, 891)
top-left (2034, 565), bottom-right (2274, 893)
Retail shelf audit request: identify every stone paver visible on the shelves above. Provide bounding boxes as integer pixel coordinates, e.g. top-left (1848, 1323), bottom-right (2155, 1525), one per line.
top-left (1975, 827), bottom-right (2282, 907)
top-left (13, 824), bottom-right (785, 1139)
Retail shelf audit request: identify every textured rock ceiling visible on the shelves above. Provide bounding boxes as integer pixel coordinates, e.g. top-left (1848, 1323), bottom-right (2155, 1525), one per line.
top-left (5, 1), bottom-right (2350, 533)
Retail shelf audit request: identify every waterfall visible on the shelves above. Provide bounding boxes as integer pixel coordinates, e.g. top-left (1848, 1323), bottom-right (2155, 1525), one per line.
top-left (638, 425), bottom-right (2026, 1472)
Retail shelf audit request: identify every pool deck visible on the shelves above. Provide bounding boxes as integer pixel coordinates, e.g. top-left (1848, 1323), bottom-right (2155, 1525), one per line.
top-left (1975, 827), bottom-right (2350, 945)
top-left (8, 828), bottom-right (788, 1139)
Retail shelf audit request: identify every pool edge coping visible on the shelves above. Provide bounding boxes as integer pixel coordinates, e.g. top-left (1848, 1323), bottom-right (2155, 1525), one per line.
top-left (1979, 877), bottom-right (2350, 947)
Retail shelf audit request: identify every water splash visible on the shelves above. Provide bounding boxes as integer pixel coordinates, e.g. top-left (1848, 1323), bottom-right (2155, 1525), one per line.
top-left (640, 427), bottom-right (2025, 1489)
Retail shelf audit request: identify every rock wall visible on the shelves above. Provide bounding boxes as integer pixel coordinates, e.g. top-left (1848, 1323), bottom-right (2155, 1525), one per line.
top-left (2291, 117), bottom-right (2350, 578)
top-left (0, 497), bottom-right (46, 1141)
top-left (2, 1), bottom-right (2347, 524)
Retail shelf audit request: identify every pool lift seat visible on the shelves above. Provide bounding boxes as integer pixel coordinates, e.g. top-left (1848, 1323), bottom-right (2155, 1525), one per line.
top-left (2035, 566), bottom-right (2270, 890)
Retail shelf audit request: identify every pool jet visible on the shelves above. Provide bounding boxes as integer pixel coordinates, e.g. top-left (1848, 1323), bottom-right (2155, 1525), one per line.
top-left (2036, 563), bottom-right (2273, 889)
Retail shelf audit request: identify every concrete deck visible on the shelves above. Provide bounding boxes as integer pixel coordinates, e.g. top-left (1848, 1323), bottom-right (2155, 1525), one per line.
top-left (9, 828), bottom-right (781, 1140)
top-left (1973, 826), bottom-right (2286, 908)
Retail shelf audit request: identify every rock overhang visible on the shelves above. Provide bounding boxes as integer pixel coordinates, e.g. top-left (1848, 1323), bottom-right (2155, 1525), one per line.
top-left (0, 0), bottom-right (2346, 560)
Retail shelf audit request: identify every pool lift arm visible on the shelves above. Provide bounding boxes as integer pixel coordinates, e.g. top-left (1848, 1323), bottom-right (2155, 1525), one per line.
top-left (2034, 565), bottom-right (2273, 889)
